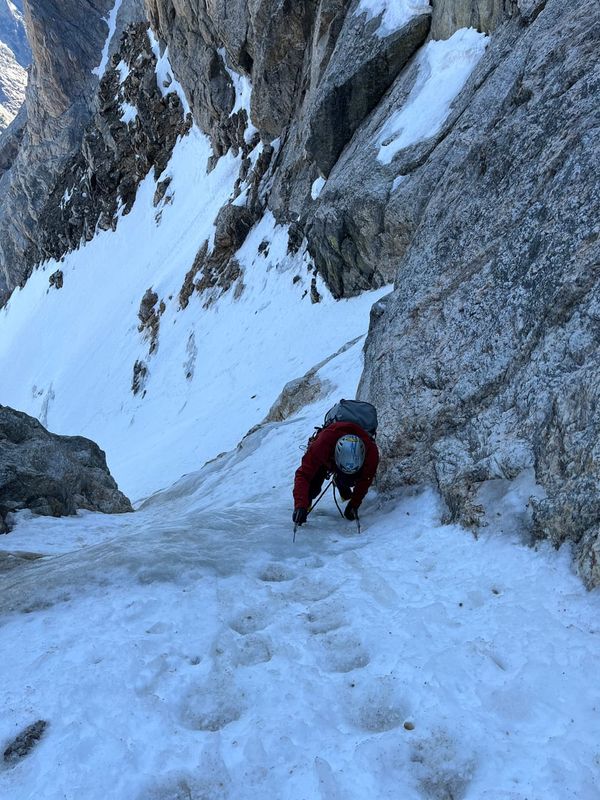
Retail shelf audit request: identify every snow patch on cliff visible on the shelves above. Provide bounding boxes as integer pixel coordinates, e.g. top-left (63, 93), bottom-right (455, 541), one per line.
top-left (148, 29), bottom-right (191, 115)
top-left (377, 28), bottom-right (488, 163)
top-left (355, 0), bottom-right (431, 38)
top-left (93, 0), bottom-right (124, 78)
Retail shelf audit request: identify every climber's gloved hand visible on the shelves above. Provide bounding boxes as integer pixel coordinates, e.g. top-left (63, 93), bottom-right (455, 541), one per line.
top-left (293, 508), bottom-right (308, 526)
top-left (344, 503), bottom-right (358, 521)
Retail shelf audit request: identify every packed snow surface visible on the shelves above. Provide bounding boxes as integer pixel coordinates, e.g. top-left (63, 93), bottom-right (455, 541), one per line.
top-left (355, 0), bottom-right (431, 37)
top-left (1, 347), bottom-right (599, 799)
top-left (377, 28), bottom-right (488, 164)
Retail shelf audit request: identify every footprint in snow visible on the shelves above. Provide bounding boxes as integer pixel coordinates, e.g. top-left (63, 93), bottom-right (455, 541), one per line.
top-left (317, 631), bottom-right (370, 673)
top-left (257, 562), bottom-right (295, 582)
top-left (213, 628), bottom-right (272, 667)
top-left (234, 634), bottom-right (272, 667)
top-left (179, 675), bottom-right (244, 732)
top-left (302, 555), bottom-right (325, 569)
top-left (305, 601), bottom-right (348, 635)
top-left (409, 729), bottom-right (476, 800)
top-left (285, 576), bottom-right (339, 603)
top-left (346, 675), bottom-right (411, 733)
top-left (228, 607), bottom-right (269, 635)
top-left (139, 749), bottom-right (231, 799)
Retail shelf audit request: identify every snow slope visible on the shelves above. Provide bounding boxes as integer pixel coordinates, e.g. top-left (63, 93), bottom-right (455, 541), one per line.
top-left (0, 124), bottom-right (387, 501)
top-left (1, 343), bottom-right (599, 800)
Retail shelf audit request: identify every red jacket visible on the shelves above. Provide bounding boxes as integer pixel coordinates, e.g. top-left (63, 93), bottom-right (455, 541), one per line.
top-left (293, 421), bottom-right (379, 510)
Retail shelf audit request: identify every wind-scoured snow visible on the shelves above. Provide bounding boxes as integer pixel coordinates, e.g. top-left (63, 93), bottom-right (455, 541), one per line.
top-left (93, 0), bottom-right (124, 78)
top-left (1, 342), bottom-right (599, 800)
top-left (377, 28), bottom-right (488, 164)
top-left (355, 0), bottom-right (431, 38)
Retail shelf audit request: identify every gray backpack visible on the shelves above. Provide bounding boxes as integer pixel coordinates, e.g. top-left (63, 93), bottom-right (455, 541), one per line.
top-left (323, 399), bottom-right (378, 437)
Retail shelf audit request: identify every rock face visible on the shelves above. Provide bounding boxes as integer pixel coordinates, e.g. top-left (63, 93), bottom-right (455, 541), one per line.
top-left (0, 0), bottom-right (30, 66)
top-left (32, 20), bottom-right (190, 266)
top-left (0, 405), bottom-right (133, 532)
top-left (0, 0), bottom-right (29, 130)
top-left (430, 0), bottom-right (517, 39)
top-left (358, 0), bottom-right (600, 586)
top-left (0, 0), bottom-right (146, 303)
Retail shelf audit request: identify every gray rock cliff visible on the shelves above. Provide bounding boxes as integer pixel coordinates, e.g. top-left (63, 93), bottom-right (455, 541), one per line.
top-left (0, 0), bottom-right (146, 302)
top-left (0, 0), bottom-right (29, 130)
top-left (358, 0), bottom-right (600, 586)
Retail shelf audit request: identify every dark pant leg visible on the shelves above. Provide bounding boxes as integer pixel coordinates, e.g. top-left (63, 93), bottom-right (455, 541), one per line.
top-left (308, 466), bottom-right (329, 504)
top-left (333, 471), bottom-right (356, 501)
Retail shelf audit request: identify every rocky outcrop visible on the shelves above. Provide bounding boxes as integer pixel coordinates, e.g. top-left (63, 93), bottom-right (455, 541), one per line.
top-left (0, 0), bottom-right (30, 66)
top-left (0, 0), bottom-right (146, 303)
top-left (0, 0), bottom-right (29, 132)
top-left (32, 20), bottom-right (190, 266)
top-left (3, 720), bottom-right (48, 765)
top-left (0, 405), bottom-right (133, 532)
top-left (358, 0), bottom-right (600, 586)
top-left (145, 0), bottom-right (317, 153)
top-left (430, 0), bottom-right (517, 39)
top-left (304, 8), bottom-right (430, 177)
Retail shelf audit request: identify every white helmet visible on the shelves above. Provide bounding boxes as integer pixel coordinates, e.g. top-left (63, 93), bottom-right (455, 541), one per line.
top-left (334, 434), bottom-right (366, 474)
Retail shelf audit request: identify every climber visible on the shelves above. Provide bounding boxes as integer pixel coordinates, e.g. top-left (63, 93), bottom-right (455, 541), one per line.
top-left (292, 409), bottom-right (379, 527)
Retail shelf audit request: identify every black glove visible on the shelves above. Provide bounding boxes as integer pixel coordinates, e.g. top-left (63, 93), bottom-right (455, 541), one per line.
top-left (344, 503), bottom-right (358, 521)
top-left (293, 508), bottom-right (308, 526)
